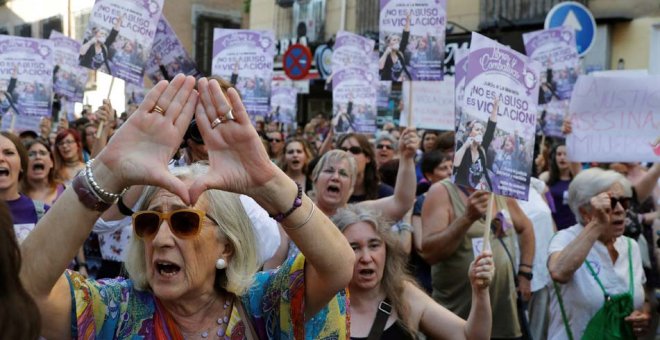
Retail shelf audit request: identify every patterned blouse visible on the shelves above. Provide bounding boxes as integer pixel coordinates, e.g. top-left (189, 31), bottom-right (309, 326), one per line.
top-left (66, 253), bottom-right (350, 339)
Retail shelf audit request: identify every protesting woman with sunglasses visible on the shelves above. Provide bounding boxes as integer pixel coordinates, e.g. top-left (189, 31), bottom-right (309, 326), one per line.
top-left (547, 168), bottom-right (650, 339)
top-left (19, 75), bottom-right (354, 339)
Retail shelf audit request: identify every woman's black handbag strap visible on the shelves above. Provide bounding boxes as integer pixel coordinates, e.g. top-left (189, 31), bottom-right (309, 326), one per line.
top-left (367, 299), bottom-right (392, 340)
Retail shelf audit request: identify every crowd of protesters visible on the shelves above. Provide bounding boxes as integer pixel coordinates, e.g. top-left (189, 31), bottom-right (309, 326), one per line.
top-left (0, 73), bottom-right (658, 340)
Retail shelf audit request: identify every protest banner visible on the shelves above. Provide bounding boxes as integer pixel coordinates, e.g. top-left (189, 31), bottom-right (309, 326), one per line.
top-left (332, 31), bottom-right (375, 73)
top-left (524, 26), bottom-right (580, 136)
top-left (50, 31), bottom-right (88, 103)
top-left (454, 45), bottom-right (469, 132)
top-left (125, 82), bottom-right (147, 114)
top-left (1, 114), bottom-right (42, 133)
top-left (376, 81), bottom-right (403, 129)
top-left (0, 36), bottom-right (54, 123)
top-left (146, 16), bottom-right (201, 84)
top-left (332, 67), bottom-right (377, 134)
top-left (212, 29), bottom-right (275, 121)
top-left (400, 80), bottom-right (454, 130)
top-left (379, 0), bottom-right (446, 81)
top-left (269, 85), bottom-right (297, 125)
top-left (453, 32), bottom-right (541, 201)
top-left (567, 75), bottom-right (660, 162)
top-left (80, 0), bottom-right (163, 85)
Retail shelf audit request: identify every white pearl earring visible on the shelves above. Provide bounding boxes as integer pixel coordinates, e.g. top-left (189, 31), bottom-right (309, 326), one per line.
top-left (216, 258), bottom-right (227, 270)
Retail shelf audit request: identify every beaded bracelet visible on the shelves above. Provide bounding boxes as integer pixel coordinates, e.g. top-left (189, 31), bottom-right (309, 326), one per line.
top-left (85, 159), bottom-right (128, 204)
top-left (269, 182), bottom-right (303, 222)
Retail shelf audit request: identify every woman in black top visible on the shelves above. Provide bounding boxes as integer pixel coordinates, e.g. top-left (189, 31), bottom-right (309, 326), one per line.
top-left (79, 16), bottom-right (121, 73)
top-left (379, 13), bottom-right (412, 82)
top-left (333, 205), bottom-right (493, 340)
top-left (453, 99), bottom-right (498, 191)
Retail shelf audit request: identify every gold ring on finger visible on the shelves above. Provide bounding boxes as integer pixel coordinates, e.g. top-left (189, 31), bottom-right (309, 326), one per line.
top-left (153, 105), bottom-right (165, 114)
top-left (211, 117), bottom-right (224, 129)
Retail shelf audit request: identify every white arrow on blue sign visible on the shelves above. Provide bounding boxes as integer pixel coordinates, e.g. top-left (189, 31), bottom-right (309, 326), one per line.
top-left (545, 1), bottom-right (597, 57)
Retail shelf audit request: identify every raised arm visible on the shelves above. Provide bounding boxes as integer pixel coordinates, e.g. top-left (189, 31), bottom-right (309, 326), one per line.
top-left (415, 252), bottom-right (493, 339)
top-left (633, 163), bottom-right (660, 202)
top-left (191, 78), bottom-right (355, 318)
top-left (20, 74), bottom-right (199, 338)
top-left (420, 184), bottom-right (489, 264)
top-left (548, 192), bottom-right (611, 283)
top-left (360, 128), bottom-right (419, 221)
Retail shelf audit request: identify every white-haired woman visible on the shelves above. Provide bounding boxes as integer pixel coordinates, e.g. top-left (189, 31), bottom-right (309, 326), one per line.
top-left (19, 75), bottom-right (354, 338)
top-left (547, 168), bottom-right (651, 339)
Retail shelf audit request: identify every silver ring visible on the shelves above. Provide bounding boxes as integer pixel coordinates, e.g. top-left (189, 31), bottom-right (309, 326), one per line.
top-left (211, 117), bottom-right (224, 129)
top-left (225, 109), bottom-right (235, 121)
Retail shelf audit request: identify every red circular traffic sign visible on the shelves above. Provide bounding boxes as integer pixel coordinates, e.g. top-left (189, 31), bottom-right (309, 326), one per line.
top-left (283, 44), bottom-right (312, 80)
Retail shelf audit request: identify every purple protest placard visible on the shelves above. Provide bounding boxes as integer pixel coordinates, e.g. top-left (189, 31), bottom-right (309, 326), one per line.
top-left (379, 0), bottom-right (446, 81)
top-left (212, 29), bottom-right (275, 120)
top-left (125, 82), bottom-right (147, 114)
top-left (333, 31), bottom-right (375, 73)
top-left (524, 27), bottom-right (579, 136)
top-left (80, 0), bottom-right (164, 85)
top-left (567, 75), bottom-right (660, 162)
top-left (49, 31), bottom-right (88, 102)
top-left (453, 33), bottom-right (541, 200)
top-left (269, 85), bottom-right (297, 125)
top-left (332, 67), bottom-right (377, 134)
top-left (146, 17), bottom-right (200, 83)
top-left (0, 36), bottom-right (54, 120)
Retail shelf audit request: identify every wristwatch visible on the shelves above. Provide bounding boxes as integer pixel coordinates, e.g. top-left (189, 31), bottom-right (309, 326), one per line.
top-left (518, 271), bottom-right (533, 281)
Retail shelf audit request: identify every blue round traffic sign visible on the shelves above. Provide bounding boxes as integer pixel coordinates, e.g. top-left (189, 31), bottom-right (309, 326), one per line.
top-left (545, 2), bottom-right (596, 56)
top-left (283, 44), bottom-right (312, 80)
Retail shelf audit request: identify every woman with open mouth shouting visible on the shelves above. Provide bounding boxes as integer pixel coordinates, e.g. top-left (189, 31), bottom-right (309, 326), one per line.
top-left (333, 205), bottom-right (493, 339)
top-left (19, 75), bottom-right (354, 339)
top-left (21, 138), bottom-right (65, 206)
top-left (547, 168), bottom-right (651, 339)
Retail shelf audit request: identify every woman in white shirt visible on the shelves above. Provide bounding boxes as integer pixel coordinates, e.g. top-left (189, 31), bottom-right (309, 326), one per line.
top-left (547, 168), bottom-right (650, 339)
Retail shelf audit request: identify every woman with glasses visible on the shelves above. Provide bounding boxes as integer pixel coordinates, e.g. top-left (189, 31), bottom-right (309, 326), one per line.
top-left (333, 204), bottom-right (493, 339)
top-left (313, 129), bottom-right (418, 222)
top-left (19, 75), bottom-right (353, 338)
top-left (53, 128), bottom-right (86, 183)
top-left (21, 138), bottom-right (65, 205)
top-left (547, 168), bottom-right (650, 339)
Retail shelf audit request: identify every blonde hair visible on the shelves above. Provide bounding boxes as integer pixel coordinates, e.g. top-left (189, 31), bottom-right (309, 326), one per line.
top-left (331, 205), bottom-right (416, 337)
top-left (311, 149), bottom-right (358, 188)
top-left (124, 163), bottom-right (260, 295)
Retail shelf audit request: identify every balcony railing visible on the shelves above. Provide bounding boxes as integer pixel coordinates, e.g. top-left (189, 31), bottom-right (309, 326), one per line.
top-left (480, 0), bottom-right (589, 29)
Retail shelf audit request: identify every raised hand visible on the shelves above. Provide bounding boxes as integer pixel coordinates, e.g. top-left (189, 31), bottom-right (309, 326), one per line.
top-left (469, 251), bottom-right (494, 290)
top-left (95, 74), bottom-right (197, 203)
top-left (588, 191), bottom-right (612, 229)
top-left (398, 128), bottom-right (419, 159)
top-left (188, 77), bottom-right (280, 204)
top-left (464, 190), bottom-right (490, 222)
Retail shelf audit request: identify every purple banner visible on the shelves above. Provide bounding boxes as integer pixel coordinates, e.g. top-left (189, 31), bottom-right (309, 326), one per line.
top-left (269, 85), bottom-right (297, 125)
top-left (453, 33), bottom-right (541, 201)
top-left (146, 16), bottom-right (200, 84)
top-left (332, 67), bottom-right (377, 134)
top-left (453, 45), bottom-right (468, 132)
top-left (80, 0), bottom-right (164, 85)
top-left (212, 29), bottom-right (275, 120)
top-left (523, 27), bottom-right (579, 137)
top-left (379, 0), bottom-right (446, 81)
top-left (49, 31), bottom-right (88, 102)
top-left (333, 31), bottom-right (375, 73)
top-left (0, 36), bottom-right (54, 118)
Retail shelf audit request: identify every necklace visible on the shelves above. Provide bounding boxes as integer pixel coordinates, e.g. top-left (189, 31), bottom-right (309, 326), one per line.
top-left (197, 298), bottom-right (233, 339)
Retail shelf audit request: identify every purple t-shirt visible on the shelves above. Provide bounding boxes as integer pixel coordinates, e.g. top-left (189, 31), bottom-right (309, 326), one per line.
top-left (549, 179), bottom-right (576, 230)
top-left (9, 194), bottom-right (49, 243)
